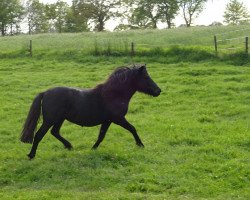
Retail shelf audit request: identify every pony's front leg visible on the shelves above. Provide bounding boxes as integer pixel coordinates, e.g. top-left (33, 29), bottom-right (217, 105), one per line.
top-left (92, 121), bottom-right (111, 149)
top-left (113, 117), bottom-right (144, 147)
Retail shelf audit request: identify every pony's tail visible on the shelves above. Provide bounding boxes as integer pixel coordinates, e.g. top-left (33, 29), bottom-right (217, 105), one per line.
top-left (20, 92), bottom-right (44, 144)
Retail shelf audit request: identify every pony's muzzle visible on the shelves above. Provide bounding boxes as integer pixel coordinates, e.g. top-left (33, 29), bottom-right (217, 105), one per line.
top-left (153, 88), bottom-right (161, 97)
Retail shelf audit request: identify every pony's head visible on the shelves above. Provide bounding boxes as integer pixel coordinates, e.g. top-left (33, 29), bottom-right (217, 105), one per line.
top-left (101, 64), bottom-right (161, 98)
top-left (134, 64), bottom-right (161, 97)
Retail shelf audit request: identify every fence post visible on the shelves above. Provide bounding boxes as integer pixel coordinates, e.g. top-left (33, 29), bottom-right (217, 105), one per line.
top-left (245, 37), bottom-right (248, 54)
top-left (214, 35), bottom-right (217, 54)
top-left (29, 40), bottom-right (32, 57)
top-left (131, 42), bottom-right (135, 56)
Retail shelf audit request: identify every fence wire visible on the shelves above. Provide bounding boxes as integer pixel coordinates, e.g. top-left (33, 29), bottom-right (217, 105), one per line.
top-left (1, 26), bottom-right (249, 56)
top-left (217, 36), bottom-right (245, 42)
top-left (215, 27), bottom-right (250, 36)
top-left (215, 27), bottom-right (249, 53)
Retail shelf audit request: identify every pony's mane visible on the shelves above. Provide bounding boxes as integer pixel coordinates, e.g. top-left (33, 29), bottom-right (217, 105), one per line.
top-left (97, 65), bottom-right (142, 94)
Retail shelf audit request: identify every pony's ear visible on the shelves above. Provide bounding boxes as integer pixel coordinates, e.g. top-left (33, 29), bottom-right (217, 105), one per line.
top-left (139, 64), bottom-right (146, 72)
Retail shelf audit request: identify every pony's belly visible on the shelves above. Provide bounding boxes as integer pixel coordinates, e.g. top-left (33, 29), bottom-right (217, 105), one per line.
top-left (71, 119), bottom-right (103, 127)
top-left (66, 114), bottom-right (107, 127)
top-left (65, 96), bottom-right (109, 126)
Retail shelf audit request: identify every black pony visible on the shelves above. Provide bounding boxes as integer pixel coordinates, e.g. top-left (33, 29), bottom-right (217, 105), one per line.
top-left (21, 64), bottom-right (161, 159)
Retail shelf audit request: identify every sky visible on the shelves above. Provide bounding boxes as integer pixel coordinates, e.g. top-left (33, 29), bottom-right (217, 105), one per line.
top-left (39, 0), bottom-right (250, 30)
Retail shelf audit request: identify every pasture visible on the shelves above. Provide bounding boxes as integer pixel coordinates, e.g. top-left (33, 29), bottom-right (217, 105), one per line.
top-left (0, 26), bottom-right (250, 199)
top-left (1, 25), bottom-right (250, 58)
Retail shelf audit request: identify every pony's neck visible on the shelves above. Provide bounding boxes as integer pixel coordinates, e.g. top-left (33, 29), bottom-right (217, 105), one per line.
top-left (98, 83), bottom-right (137, 102)
top-left (121, 86), bottom-right (136, 101)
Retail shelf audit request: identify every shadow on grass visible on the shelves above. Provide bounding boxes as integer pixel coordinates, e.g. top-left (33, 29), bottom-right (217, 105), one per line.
top-left (0, 150), bottom-right (134, 190)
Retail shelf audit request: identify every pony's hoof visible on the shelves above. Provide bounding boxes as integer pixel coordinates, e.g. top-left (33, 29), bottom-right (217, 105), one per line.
top-left (65, 145), bottom-right (73, 150)
top-left (136, 143), bottom-right (144, 148)
top-left (91, 146), bottom-right (98, 150)
top-left (27, 153), bottom-right (35, 160)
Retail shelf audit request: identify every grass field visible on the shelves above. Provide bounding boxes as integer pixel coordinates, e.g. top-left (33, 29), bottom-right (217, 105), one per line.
top-left (0, 26), bottom-right (250, 199)
top-left (0, 25), bottom-right (250, 57)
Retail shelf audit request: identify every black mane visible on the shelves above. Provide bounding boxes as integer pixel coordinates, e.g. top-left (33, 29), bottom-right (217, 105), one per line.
top-left (100, 65), bottom-right (144, 93)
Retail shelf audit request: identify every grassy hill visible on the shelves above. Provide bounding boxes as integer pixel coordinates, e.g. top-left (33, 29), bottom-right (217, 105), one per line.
top-left (0, 26), bottom-right (250, 199)
top-left (0, 25), bottom-right (250, 58)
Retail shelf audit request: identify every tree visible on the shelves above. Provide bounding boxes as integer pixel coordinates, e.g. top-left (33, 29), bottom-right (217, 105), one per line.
top-left (131, 0), bottom-right (161, 29)
top-left (54, 1), bottom-right (70, 33)
top-left (81, 0), bottom-right (121, 32)
top-left (223, 0), bottom-right (249, 25)
top-left (0, 0), bottom-right (24, 36)
top-left (26, 0), bottom-right (49, 34)
top-left (70, 0), bottom-right (121, 32)
top-left (179, 0), bottom-right (207, 27)
top-left (45, 1), bottom-right (70, 33)
top-left (158, 0), bottom-right (179, 29)
top-left (118, 0), bottom-right (179, 30)
top-left (120, 0), bottom-right (162, 29)
top-left (69, 0), bottom-right (89, 32)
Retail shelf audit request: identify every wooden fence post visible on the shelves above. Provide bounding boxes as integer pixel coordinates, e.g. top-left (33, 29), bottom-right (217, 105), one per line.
top-left (131, 42), bottom-right (135, 56)
top-left (214, 35), bottom-right (217, 54)
top-left (245, 37), bottom-right (248, 54)
top-left (29, 40), bottom-right (32, 57)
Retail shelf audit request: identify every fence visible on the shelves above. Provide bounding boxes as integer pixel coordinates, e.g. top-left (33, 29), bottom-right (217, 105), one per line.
top-left (1, 26), bottom-right (249, 58)
top-left (213, 27), bottom-right (250, 54)
top-left (27, 39), bottom-right (137, 57)
top-left (27, 38), bottom-right (249, 58)
top-left (214, 36), bottom-right (249, 54)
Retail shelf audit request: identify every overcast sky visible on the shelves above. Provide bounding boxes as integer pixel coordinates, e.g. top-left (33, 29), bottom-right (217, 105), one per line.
top-left (39, 0), bottom-right (250, 30)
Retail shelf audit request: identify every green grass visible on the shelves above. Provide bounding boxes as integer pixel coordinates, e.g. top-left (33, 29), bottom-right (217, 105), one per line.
top-left (0, 25), bottom-right (250, 199)
top-left (0, 55), bottom-right (249, 199)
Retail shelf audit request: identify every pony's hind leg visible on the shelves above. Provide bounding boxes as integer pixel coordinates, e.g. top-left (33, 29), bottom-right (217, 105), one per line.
top-left (28, 122), bottom-right (51, 159)
top-left (51, 120), bottom-right (72, 150)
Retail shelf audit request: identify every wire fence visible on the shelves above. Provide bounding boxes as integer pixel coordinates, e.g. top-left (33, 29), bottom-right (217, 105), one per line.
top-left (0, 26), bottom-right (249, 57)
top-left (215, 27), bottom-right (250, 37)
top-left (214, 27), bottom-right (250, 54)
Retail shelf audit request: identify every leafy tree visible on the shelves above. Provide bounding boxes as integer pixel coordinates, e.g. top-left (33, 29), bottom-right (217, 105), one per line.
top-left (0, 0), bottom-right (24, 36)
top-left (131, 0), bottom-right (160, 29)
top-left (63, 9), bottom-right (77, 32)
top-left (70, 0), bottom-right (121, 32)
top-left (26, 0), bottom-right (49, 34)
top-left (115, 0), bottom-right (138, 30)
top-left (179, 0), bottom-right (207, 27)
top-left (158, 0), bottom-right (179, 29)
top-left (80, 0), bottom-right (121, 32)
top-left (119, 0), bottom-right (179, 30)
top-left (45, 1), bottom-right (70, 33)
top-left (55, 1), bottom-right (70, 33)
top-left (44, 3), bottom-right (57, 32)
top-left (69, 0), bottom-right (89, 32)
top-left (120, 0), bottom-right (162, 29)
top-left (223, 0), bottom-right (249, 25)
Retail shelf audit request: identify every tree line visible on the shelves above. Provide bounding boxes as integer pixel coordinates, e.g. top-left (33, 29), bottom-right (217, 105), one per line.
top-left (0, 0), bottom-right (249, 36)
